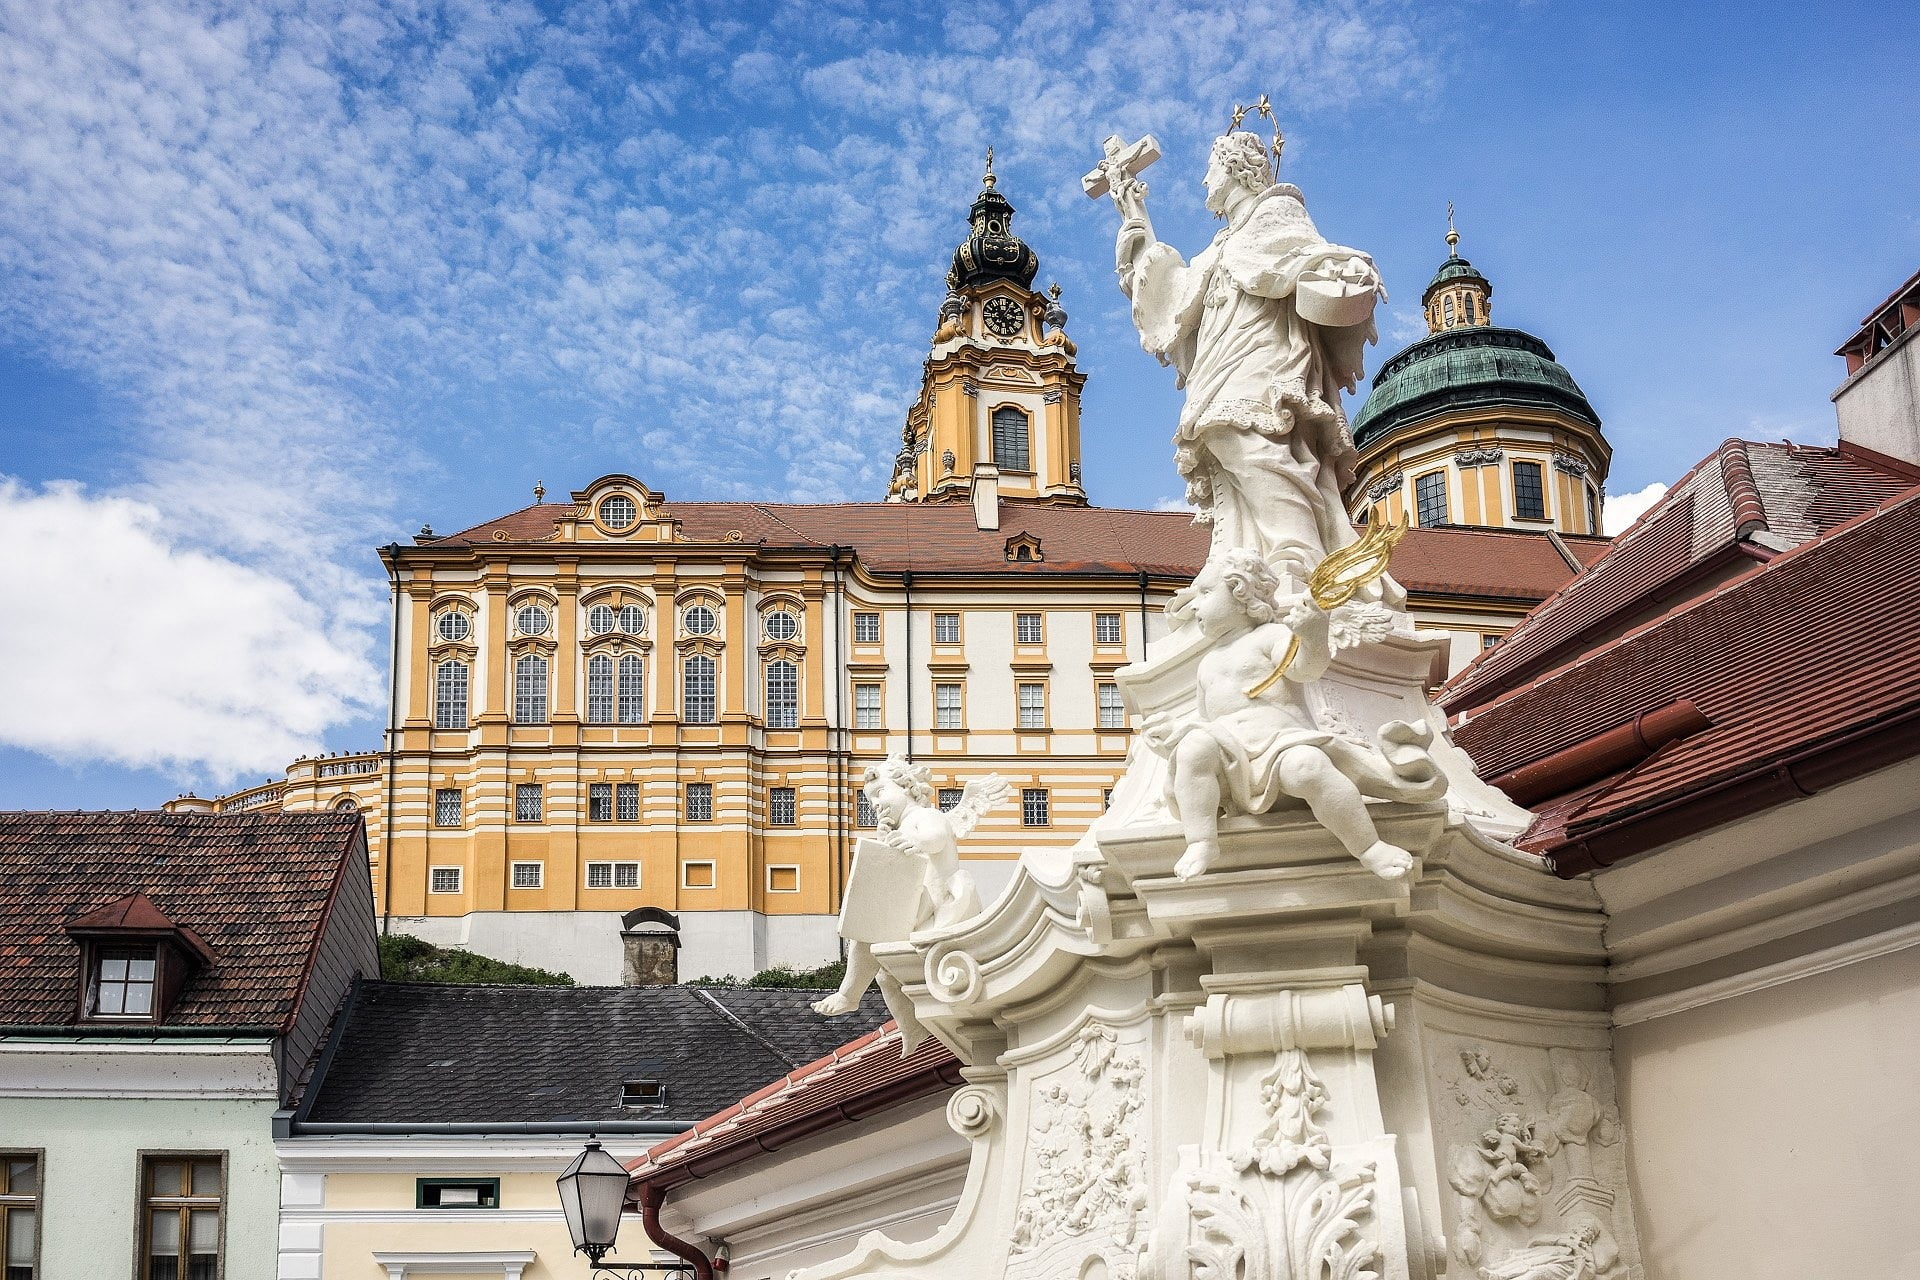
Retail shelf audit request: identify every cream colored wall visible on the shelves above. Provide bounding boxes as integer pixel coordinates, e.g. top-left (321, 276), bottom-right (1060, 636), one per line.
top-left (1616, 942), bottom-right (1920, 1280)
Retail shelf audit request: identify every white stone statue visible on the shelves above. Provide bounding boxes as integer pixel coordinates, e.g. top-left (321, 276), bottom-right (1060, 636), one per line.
top-left (1478, 1221), bottom-right (1615, 1280)
top-left (813, 754), bottom-right (1009, 1020)
top-left (1100, 129), bottom-right (1386, 576)
top-left (1142, 549), bottom-right (1445, 880)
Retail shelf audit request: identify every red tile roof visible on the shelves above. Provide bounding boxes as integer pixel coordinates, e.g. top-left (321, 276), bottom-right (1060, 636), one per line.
top-left (1453, 485), bottom-right (1920, 875)
top-left (414, 498), bottom-right (1598, 605)
top-left (0, 811), bottom-right (366, 1030)
top-left (626, 1020), bottom-right (964, 1193)
top-left (1442, 441), bottom-right (1920, 714)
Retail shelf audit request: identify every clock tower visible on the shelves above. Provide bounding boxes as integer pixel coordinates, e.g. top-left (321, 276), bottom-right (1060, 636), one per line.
top-left (887, 153), bottom-right (1088, 508)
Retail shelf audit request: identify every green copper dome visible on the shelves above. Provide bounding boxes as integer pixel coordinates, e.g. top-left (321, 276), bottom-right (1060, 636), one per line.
top-left (1351, 325), bottom-right (1599, 449)
top-left (1425, 252), bottom-right (1489, 296)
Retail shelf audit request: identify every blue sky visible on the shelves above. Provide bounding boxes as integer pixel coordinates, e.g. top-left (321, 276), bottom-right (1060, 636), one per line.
top-left (2, 0), bottom-right (1916, 809)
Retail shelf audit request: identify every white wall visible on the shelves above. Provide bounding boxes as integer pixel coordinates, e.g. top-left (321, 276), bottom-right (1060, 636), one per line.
top-left (1616, 941), bottom-right (1920, 1280)
top-left (1834, 328), bottom-right (1920, 466)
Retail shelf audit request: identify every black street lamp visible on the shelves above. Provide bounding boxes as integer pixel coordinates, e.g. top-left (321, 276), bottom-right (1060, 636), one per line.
top-left (556, 1138), bottom-right (693, 1276)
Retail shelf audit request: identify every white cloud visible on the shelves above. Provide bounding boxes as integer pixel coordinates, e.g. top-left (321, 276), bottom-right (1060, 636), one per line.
top-left (1153, 495), bottom-right (1195, 513)
top-left (0, 480), bottom-right (381, 780)
top-left (1603, 481), bottom-right (1668, 536)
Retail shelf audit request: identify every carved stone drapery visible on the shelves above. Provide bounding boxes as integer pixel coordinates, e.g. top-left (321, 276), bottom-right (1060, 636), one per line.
top-left (1552, 452), bottom-right (1590, 478)
top-left (1365, 470), bottom-right (1404, 504)
top-left (1456, 446), bottom-right (1505, 468)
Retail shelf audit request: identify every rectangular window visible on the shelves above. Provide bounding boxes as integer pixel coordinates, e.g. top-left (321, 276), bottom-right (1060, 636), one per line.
top-left (514, 783), bottom-right (542, 823)
top-left (1, 1153), bottom-right (39, 1280)
top-left (141, 1156), bottom-right (222, 1280)
top-left (1415, 471), bottom-right (1449, 527)
top-left (682, 655), bottom-right (717, 725)
top-left (429, 866), bottom-right (462, 894)
top-left (513, 654), bottom-right (549, 724)
top-left (856, 792), bottom-right (876, 828)
top-left (434, 788), bottom-right (461, 828)
top-left (616, 783), bottom-right (640, 822)
top-left (587, 654), bottom-right (614, 723)
top-left (1018, 682), bottom-right (1047, 730)
top-left (934, 682), bottom-right (964, 730)
top-left (769, 786), bottom-right (797, 826)
top-left (1586, 484), bottom-right (1600, 534)
top-left (434, 660), bottom-right (469, 730)
top-left (682, 862), bottom-right (717, 889)
top-left (853, 611), bottom-right (880, 644)
top-left (92, 947), bottom-right (157, 1018)
top-left (933, 613), bottom-right (961, 644)
top-left (1094, 612), bottom-right (1123, 646)
top-left (765, 660), bottom-right (799, 729)
top-left (1482, 632), bottom-right (1503, 650)
top-left (510, 862), bottom-right (543, 890)
top-left (992, 406), bottom-right (1030, 471)
top-left (1512, 460), bottom-right (1546, 520)
top-left (589, 783), bottom-right (612, 823)
top-left (617, 654), bottom-right (645, 723)
top-left (938, 787), bottom-right (963, 812)
top-left (854, 683), bottom-right (883, 729)
top-left (585, 861), bottom-right (641, 889)
top-left (416, 1178), bottom-right (499, 1210)
top-left (1015, 612), bottom-right (1043, 645)
top-left (1021, 788), bottom-right (1050, 827)
top-left (767, 865), bottom-right (800, 893)
top-left (685, 782), bottom-right (713, 822)
top-left (1097, 683), bottom-right (1126, 730)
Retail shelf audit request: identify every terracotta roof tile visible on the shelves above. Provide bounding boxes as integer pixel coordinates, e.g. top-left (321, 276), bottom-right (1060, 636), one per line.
top-left (0, 811), bottom-right (364, 1029)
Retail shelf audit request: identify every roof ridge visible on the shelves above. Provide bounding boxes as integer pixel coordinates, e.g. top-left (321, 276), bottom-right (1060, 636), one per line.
top-left (1716, 438), bottom-right (1769, 536)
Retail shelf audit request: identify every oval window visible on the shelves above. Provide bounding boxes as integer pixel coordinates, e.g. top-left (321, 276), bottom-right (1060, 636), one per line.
top-left (599, 496), bottom-right (637, 530)
top-left (683, 604), bottom-right (717, 637)
top-left (515, 604), bottom-right (551, 637)
top-left (588, 605), bottom-right (616, 635)
top-left (436, 612), bottom-right (470, 642)
top-left (619, 604), bottom-right (647, 635)
top-left (764, 609), bottom-right (798, 641)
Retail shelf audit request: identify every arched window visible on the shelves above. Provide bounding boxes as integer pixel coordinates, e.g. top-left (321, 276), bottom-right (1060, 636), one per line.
top-left (1443, 296), bottom-right (1455, 327)
top-left (514, 655), bottom-right (549, 724)
top-left (333, 796), bottom-right (358, 812)
top-left (1464, 293), bottom-right (1478, 324)
top-left (618, 654), bottom-right (645, 724)
top-left (683, 654), bottom-right (717, 725)
top-left (992, 406), bottom-right (1030, 472)
top-left (587, 654), bottom-right (614, 723)
top-left (765, 659), bottom-right (799, 728)
top-left (434, 659), bottom-right (468, 730)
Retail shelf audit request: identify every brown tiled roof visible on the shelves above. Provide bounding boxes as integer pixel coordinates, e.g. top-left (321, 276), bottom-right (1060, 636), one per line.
top-left (418, 499), bottom-right (1594, 604)
top-left (0, 811), bottom-right (364, 1030)
top-left (626, 1020), bottom-right (964, 1192)
top-left (1442, 441), bottom-right (1920, 713)
top-left (1453, 487), bottom-right (1920, 875)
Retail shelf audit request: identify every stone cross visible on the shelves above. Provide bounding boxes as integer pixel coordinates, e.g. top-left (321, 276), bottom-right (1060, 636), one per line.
top-left (1082, 133), bottom-right (1161, 200)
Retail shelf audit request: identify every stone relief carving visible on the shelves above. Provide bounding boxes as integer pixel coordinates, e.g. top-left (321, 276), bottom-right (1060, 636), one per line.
top-left (1455, 446), bottom-right (1505, 468)
top-left (1364, 469), bottom-right (1404, 504)
top-left (1476, 1220), bottom-right (1615, 1280)
top-left (1552, 452), bottom-right (1589, 478)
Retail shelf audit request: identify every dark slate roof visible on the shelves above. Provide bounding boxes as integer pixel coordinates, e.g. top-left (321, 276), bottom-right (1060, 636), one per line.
top-left (1425, 252), bottom-right (1489, 295)
top-left (0, 811), bottom-right (365, 1030)
top-left (300, 982), bottom-right (889, 1127)
top-left (1352, 324), bottom-right (1600, 448)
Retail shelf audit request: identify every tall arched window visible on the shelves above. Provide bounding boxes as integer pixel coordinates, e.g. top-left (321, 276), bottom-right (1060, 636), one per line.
top-left (992, 406), bottom-right (1030, 472)
top-left (683, 654), bottom-right (717, 725)
top-left (1443, 296), bottom-right (1455, 327)
top-left (765, 659), bottom-right (798, 729)
top-left (434, 659), bottom-right (469, 730)
top-left (587, 654), bottom-right (615, 723)
top-left (618, 654), bottom-right (645, 724)
top-left (514, 655), bottom-right (549, 724)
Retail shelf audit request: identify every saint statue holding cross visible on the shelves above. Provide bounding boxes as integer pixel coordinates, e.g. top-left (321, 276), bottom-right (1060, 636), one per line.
top-left (1088, 126), bottom-right (1387, 579)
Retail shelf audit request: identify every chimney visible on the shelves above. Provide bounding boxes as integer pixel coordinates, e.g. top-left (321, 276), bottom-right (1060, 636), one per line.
top-left (1833, 268), bottom-right (1920, 465)
top-left (619, 907), bottom-right (680, 986)
top-left (972, 463), bottom-right (1001, 531)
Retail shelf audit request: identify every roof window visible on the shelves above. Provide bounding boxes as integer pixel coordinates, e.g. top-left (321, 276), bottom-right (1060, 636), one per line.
top-left (622, 1079), bottom-right (667, 1110)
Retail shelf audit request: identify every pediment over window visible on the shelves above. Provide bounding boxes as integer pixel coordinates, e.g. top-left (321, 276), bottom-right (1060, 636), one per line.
top-left (1005, 532), bottom-right (1044, 562)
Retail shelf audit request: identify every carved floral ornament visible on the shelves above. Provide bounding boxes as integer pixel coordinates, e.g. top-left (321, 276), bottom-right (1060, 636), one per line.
top-left (1364, 470), bottom-right (1404, 504)
top-left (1552, 452), bottom-right (1590, 478)
top-left (1455, 446), bottom-right (1505, 468)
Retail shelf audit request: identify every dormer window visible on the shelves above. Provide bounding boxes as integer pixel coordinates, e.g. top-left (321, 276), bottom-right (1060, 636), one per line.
top-left (66, 892), bottom-right (214, 1026)
top-left (1005, 532), bottom-right (1044, 563)
top-left (622, 1079), bottom-right (667, 1109)
top-left (92, 947), bottom-right (158, 1018)
top-left (598, 495), bottom-right (637, 530)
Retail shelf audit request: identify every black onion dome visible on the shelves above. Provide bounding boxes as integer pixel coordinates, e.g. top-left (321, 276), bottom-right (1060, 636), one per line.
top-left (950, 172), bottom-right (1039, 290)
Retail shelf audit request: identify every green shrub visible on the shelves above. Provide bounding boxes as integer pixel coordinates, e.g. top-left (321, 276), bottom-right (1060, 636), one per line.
top-left (378, 933), bottom-right (574, 985)
top-left (689, 959), bottom-right (847, 989)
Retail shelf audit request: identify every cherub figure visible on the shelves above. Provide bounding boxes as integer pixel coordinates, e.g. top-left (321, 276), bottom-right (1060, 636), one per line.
top-left (812, 754), bottom-right (1009, 1018)
top-left (1143, 549), bottom-right (1444, 880)
top-left (1479, 1113), bottom-right (1549, 1194)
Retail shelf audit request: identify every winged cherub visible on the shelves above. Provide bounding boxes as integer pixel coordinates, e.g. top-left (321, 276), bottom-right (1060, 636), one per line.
top-left (812, 754), bottom-right (1010, 1017)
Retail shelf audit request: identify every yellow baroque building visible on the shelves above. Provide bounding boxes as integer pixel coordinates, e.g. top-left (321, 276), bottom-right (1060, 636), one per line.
top-left (174, 170), bottom-right (1610, 981)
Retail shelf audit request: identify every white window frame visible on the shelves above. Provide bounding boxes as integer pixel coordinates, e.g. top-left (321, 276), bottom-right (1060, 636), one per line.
top-left (933, 612), bottom-right (961, 645)
top-left (616, 782), bottom-right (640, 822)
top-left (852, 611), bottom-right (880, 644)
top-left (617, 653), bottom-right (645, 724)
top-left (1094, 612), bottom-right (1123, 646)
top-left (765, 659), bottom-right (800, 729)
top-left (434, 659), bottom-right (469, 730)
top-left (1015, 612), bottom-right (1043, 645)
top-left (433, 788), bottom-right (462, 828)
top-left (514, 782), bottom-right (542, 823)
top-left (935, 682), bottom-right (964, 730)
top-left (685, 782), bottom-right (714, 822)
top-left (510, 861), bottom-right (543, 890)
top-left (681, 860), bottom-right (718, 890)
top-left (429, 866), bottom-right (463, 894)
top-left (854, 682), bottom-right (883, 730)
top-left (769, 786), bottom-right (797, 826)
top-left (763, 609), bottom-right (799, 641)
top-left (513, 654), bottom-right (549, 724)
top-left (766, 864), bottom-right (802, 894)
top-left (1021, 787), bottom-right (1050, 827)
top-left (1097, 683), bottom-right (1126, 730)
top-left (585, 861), bottom-right (641, 890)
top-left (1018, 682), bottom-right (1048, 730)
top-left (683, 654), bottom-right (718, 725)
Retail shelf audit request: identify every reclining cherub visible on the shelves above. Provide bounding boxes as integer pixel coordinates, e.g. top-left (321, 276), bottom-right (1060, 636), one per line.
top-left (1143, 548), bottom-right (1445, 881)
top-left (812, 754), bottom-right (1009, 1018)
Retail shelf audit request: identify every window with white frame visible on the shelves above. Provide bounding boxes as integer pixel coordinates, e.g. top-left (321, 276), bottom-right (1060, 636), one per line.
top-left (769, 786), bottom-right (797, 826)
top-left (587, 654), bottom-right (615, 723)
top-left (683, 654), bottom-right (717, 724)
top-left (599, 495), bottom-right (637, 529)
top-left (619, 604), bottom-right (646, 634)
top-left (938, 787), bottom-right (963, 812)
top-left (1016, 612), bottom-right (1043, 644)
top-left (685, 782), bottom-right (713, 822)
top-left (682, 603), bottom-right (717, 637)
top-left (587, 861), bottom-right (640, 889)
top-left (588, 783), bottom-right (612, 822)
top-left (434, 788), bottom-right (461, 827)
top-left (510, 862), bottom-right (543, 890)
top-left (1021, 788), bottom-right (1050, 826)
top-left (1094, 612), bottom-right (1123, 645)
top-left (434, 659), bottom-right (469, 730)
top-left (513, 654), bottom-right (549, 724)
top-left (935, 682), bottom-right (964, 729)
top-left (1018, 682), bottom-right (1047, 729)
top-left (1097, 683), bottom-right (1126, 729)
top-left (515, 783), bottom-right (542, 823)
top-left (588, 604), bottom-right (617, 635)
top-left (765, 660), bottom-right (799, 728)
top-left (436, 611), bottom-right (471, 642)
top-left (91, 947), bottom-right (156, 1018)
top-left (616, 783), bottom-right (639, 822)
top-left (618, 654), bottom-right (645, 723)
top-left (430, 866), bottom-right (462, 894)
top-left (992, 406), bottom-right (1030, 471)
top-left (514, 603), bottom-right (550, 637)
top-left (933, 613), bottom-right (961, 644)
top-left (763, 609), bottom-right (798, 641)
top-left (853, 611), bottom-right (880, 644)
top-left (854, 683), bottom-right (883, 729)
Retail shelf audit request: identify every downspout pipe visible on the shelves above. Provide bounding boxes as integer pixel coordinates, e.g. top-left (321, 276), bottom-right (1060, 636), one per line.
top-left (638, 1182), bottom-right (718, 1279)
top-left (380, 543), bottom-right (404, 936)
top-left (902, 570), bottom-right (914, 761)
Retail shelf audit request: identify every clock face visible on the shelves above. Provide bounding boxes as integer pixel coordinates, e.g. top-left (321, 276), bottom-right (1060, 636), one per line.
top-left (982, 297), bottom-right (1025, 338)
